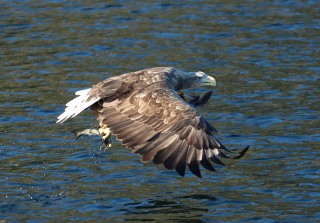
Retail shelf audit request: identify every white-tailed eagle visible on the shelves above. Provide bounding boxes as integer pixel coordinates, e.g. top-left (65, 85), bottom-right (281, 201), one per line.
top-left (57, 67), bottom-right (249, 177)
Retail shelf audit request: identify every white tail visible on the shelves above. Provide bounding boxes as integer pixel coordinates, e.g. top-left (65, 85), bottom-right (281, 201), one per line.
top-left (56, 88), bottom-right (100, 123)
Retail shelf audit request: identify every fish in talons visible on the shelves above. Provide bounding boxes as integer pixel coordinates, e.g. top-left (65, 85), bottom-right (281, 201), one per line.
top-left (72, 125), bottom-right (112, 149)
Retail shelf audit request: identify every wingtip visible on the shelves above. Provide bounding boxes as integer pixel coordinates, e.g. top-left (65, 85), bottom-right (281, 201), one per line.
top-left (232, 145), bottom-right (250, 159)
top-left (187, 162), bottom-right (202, 178)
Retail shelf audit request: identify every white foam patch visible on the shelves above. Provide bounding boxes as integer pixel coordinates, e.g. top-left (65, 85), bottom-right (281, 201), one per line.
top-left (56, 88), bottom-right (100, 124)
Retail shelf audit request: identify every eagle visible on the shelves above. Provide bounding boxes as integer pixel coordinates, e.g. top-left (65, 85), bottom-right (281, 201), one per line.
top-left (57, 67), bottom-right (249, 177)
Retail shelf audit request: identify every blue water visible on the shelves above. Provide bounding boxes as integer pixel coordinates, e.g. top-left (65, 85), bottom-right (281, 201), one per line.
top-left (0, 0), bottom-right (319, 222)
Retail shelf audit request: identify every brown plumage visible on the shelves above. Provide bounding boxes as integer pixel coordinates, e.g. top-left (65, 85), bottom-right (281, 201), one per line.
top-left (57, 67), bottom-right (249, 177)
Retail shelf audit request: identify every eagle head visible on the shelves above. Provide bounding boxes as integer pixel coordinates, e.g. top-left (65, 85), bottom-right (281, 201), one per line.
top-left (181, 71), bottom-right (216, 89)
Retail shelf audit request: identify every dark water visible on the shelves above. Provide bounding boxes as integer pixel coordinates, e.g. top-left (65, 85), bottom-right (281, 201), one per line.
top-left (1, 0), bottom-right (319, 222)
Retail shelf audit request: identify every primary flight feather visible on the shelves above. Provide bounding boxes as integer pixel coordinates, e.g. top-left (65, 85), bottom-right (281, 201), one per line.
top-left (57, 67), bottom-right (249, 177)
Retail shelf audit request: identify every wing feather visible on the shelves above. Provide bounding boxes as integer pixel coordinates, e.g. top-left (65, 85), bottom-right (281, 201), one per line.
top-left (163, 141), bottom-right (189, 170)
top-left (124, 129), bottom-right (157, 148)
top-left (200, 150), bottom-right (216, 172)
top-left (152, 138), bottom-right (182, 164)
top-left (187, 152), bottom-right (202, 178)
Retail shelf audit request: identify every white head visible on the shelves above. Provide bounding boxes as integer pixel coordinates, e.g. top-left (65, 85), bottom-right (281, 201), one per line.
top-left (181, 71), bottom-right (216, 89)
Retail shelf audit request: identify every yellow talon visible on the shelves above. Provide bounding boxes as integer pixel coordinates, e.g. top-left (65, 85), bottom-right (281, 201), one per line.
top-left (99, 124), bottom-right (112, 148)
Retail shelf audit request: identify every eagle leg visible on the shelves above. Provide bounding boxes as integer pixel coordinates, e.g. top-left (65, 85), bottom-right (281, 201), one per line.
top-left (99, 124), bottom-right (112, 148)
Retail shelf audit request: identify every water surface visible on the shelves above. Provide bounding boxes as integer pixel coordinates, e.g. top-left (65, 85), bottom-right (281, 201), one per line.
top-left (1, 0), bottom-right (319, 222)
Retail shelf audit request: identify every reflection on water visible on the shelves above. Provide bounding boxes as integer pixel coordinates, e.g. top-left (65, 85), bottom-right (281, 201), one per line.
top-left (1, 0), bottom-right (319, 222)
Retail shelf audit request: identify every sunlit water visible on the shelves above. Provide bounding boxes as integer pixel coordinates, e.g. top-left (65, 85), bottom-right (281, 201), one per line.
top-left (1, 1), bottom-right (319, 222)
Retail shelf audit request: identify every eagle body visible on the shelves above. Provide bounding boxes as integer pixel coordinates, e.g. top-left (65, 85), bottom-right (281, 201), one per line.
top-left (57, 67), bottom-right (248, 177)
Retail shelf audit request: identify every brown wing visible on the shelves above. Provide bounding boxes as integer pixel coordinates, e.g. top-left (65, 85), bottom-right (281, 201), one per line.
top-left (92, 74), bottom-right (248, 177)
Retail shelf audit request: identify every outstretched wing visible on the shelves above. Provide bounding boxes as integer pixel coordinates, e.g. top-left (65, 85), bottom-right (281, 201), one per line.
top-left (96, 81), bottom-right (248, 177)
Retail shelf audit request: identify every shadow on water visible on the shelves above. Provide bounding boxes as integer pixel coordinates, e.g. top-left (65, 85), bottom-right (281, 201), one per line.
top-left (108, 193), bottom-right (218, 222)
top-left (0, 0), bottom-right (319, 222)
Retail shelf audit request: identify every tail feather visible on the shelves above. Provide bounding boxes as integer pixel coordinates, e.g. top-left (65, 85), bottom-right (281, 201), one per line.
top-left (57, 88), bottom-right (99, 124)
